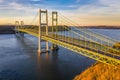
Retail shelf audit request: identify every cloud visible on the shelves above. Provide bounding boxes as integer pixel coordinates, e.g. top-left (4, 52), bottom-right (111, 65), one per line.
top-left (74, 0), bottom-right (120, 16)
top-left (100, 0), bottom-right (120, 7)
top-left (76, 0), bottom-right (81, 3)
top-left (57, 0), bottom-right (120, 26)
top-left (99, 0), bottom-right (120, 10)
top-left (0, 0), bottom-right (3, 2)
top-left (31, 0), bottom-right (41, 1)
top-left (9, 2), bottom-right (24, 10)
top-left (0, 0), bottom-right (120, 25)
top-left (0, 1), bottom-right (39, 18)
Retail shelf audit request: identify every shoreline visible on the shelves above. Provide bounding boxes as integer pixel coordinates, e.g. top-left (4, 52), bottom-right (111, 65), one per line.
top-left (0, 25), bottom-right (120, 34)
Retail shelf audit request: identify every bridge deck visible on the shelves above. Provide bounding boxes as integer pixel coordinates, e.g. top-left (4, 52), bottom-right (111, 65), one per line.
top-left (16, 29), bottom-right (120, 67)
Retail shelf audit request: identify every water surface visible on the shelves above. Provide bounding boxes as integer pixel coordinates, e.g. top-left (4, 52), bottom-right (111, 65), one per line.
top-left (0, 29), bottom-right (119, 80)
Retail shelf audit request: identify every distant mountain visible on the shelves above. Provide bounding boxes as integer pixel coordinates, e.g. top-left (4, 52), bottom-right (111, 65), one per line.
top-left (78, 26), bottom-right (120, 29)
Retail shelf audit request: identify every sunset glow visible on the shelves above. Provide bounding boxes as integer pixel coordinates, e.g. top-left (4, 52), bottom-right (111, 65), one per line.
top-left (0, 0), bottom-right (120, 26)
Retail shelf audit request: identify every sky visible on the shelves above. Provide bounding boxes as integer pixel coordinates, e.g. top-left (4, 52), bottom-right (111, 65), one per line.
top-left (0, 0), bottom-right (120, 26)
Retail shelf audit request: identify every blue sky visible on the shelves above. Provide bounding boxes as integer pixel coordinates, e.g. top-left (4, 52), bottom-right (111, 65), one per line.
top-left (0, 0), bottom-right (120, 25)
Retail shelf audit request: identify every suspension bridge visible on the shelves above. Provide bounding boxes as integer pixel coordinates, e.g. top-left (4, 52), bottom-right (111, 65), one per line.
top-left (15, 9), bottom-right (120, 67)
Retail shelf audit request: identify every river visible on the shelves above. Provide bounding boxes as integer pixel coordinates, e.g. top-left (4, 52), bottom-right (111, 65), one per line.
top-left (0, 29), bottom-right (119, 80)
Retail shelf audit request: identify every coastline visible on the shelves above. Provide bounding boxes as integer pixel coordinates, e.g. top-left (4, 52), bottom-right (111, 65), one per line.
top-left (0, 25), bottom-right (120, 34)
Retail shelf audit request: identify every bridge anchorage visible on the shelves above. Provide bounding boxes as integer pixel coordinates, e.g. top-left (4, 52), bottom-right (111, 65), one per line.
top-left (15, 9), bottom-right (120, 67)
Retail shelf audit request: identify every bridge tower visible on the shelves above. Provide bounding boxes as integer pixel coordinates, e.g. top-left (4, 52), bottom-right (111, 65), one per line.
top-left (38, 9), bottom-right (49, 53)
top-left (20, 21), bottom-right (24, 36)
top-left (15, 21), bottom-right (19, 35)
top-left (15, 21), bottom-right (24, 36)
top-left (51, 11), bottom-right (59, 50)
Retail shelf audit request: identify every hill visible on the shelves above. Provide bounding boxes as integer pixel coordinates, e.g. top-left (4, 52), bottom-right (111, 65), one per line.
top-left (74, 62), bottom-right (120, 80)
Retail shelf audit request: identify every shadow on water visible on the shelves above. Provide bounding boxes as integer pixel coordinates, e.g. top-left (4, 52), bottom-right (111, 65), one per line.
top-left (36, 52), bottom-right (65, 80)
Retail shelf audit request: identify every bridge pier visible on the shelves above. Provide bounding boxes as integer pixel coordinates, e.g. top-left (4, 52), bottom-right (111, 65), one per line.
top-left (51, 45), bottom-right (59, 51)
